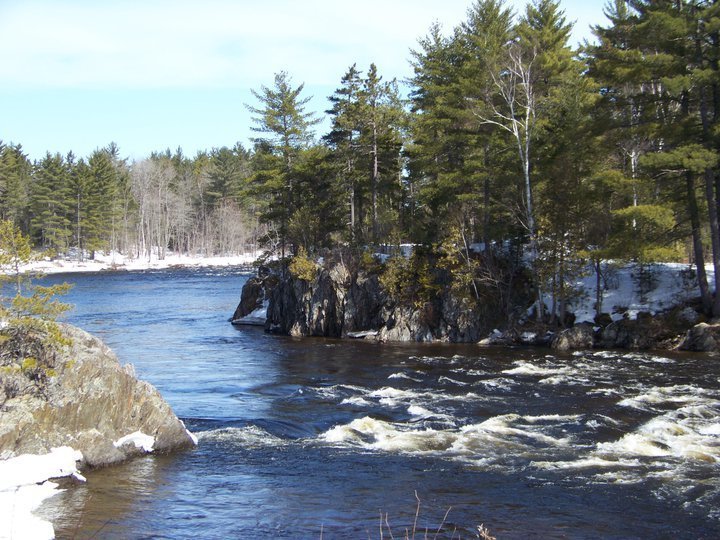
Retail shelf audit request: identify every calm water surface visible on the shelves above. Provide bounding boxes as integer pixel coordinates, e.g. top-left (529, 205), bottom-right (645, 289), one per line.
top-left (34, 268), bottom-right (720, 539)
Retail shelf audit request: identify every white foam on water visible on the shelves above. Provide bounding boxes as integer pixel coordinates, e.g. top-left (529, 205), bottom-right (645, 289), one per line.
top-left (523, 414), bottom-right (583, 424)
top-left (198, 426), bottom-right (283, 447)
top-left (539, 375), bottom-right (571, 385)
top-left (388, 372), bottom-right (422, 382)
top-left (533, 456), bottom-right (642, 471)
top-left (502, 361), bottom-right (570, 377)
top-left (438, 376), bottom-right (469, 386)
top-left (475, 377), bottom-right (514, 390)
top-left (462, 415), bottom-right (573, 447)
top-left (552, 388), bottom-right (720, 482)
top-left (587, 388), bottom-right (621, 397)
top-left (311, 384), bottom-right (370, 400)
top-left (320, 412), bottom-right (574, 464)
top-left (320, 417), bottom-right (456, 454)
top-left (407, 405), bottom-right (435, 417)
top-left (618, 385), bottom-right (714, 411)
top-left (340, 396), bottom-right (372, 407)
top-left (369, 387), bottom-right (420, 400)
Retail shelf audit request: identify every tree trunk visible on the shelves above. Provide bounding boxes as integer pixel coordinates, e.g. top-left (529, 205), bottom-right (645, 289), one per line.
top-left (371, 120), bottom-right (379, 244)
top-left (686, 171), bottom-right (712, 314)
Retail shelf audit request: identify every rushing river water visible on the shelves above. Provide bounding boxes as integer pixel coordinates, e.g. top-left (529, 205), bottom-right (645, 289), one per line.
top-left (32, 267), bottom-right (720, 539)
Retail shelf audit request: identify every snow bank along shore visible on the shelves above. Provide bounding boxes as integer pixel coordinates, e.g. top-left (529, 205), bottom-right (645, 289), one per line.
top-left (16, 251), bottom-right (258, 275)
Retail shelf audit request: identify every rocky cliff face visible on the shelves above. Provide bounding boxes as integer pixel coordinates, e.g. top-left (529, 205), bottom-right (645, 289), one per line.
top-left (0, 323), bottom-right (195, 467)
top-left (250, 257), bottom-right (529, 343)
top-left (237, 258), bottom-right (709, 351)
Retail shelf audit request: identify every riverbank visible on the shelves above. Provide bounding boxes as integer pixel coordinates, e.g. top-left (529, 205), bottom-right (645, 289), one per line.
top-left (17, 251), bottom-right (259, 275)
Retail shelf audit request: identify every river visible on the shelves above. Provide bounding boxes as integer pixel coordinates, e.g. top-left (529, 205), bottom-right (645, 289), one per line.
top-left (33, 267), bottom-right (720, 539)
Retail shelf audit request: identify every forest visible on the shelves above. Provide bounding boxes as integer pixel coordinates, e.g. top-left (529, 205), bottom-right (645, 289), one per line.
top-left (2, 0), bottom-right (720, 319)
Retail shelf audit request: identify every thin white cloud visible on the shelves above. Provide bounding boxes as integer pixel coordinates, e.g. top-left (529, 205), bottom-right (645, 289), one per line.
top-left (0, 0), bottom-right (472, 89)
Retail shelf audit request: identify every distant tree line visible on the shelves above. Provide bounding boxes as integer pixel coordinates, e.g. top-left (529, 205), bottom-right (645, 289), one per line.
top-left (2, 0), bottom-right (720, 319)
top-left (0, 141), bottom-right (264, 260)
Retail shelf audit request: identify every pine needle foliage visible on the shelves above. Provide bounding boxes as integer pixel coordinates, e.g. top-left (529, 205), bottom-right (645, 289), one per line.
top-left (0, 220), bottom-right (72, 396)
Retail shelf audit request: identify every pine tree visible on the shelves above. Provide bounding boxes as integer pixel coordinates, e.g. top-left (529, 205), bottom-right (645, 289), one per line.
top-left (206, 143), bottom-right (251, 207)
top-left (84, 149), bottom-right (120, 257)
top-left (0, 143), bottom-right (31, 231)
top-left (325, 64), bottom-right (366, 242)
top-left (30, 153), bottom-right (72, 251)
top-left (247, 72), bottom-right (319, 259)
top-left (408, 23), bottom-right (477, 243)
top-left (590, 0), bottom-right (720, 315)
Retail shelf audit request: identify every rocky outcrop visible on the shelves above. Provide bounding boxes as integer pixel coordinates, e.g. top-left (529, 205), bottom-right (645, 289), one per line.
top-left (236, 258), bottom-right (705, 351)
top-left (551, 323), bottom-right (595, 351)
top-left (678, 322), bottom-right (720, 352)
top-left (0, 323), bottom-right (195, 467)
top-left (266, 265), bottom-right (349, 337)
top-left (250, 254), bottom-right (532, 343)
top-left (231, 266), bottom-right (277, 325)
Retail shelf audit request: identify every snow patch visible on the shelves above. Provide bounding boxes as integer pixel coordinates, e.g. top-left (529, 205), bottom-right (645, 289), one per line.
top-left (113, 431), bottom-right (155, 452)
top-left (0, 447), bottom-right (84, 540)
top-left (563, 262), bottom-right (709, 324)
top-left (232, 300), bottom-right (268, 326)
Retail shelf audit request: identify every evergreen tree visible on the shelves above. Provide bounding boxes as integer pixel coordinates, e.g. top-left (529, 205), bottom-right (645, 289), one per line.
top-left (325, 64), bottom-right (366, 242)
top-left (206, 143), bottom-right (251, 207)
top-left (590, 0), bottom-right (720, 315)
top-left (408, 23), bottom-right (477, 243)
top-left (0, 143), bottom-right (31, 231)
top-left (30, 153), bottom-right (72, 251)
top-left (326, 64), bottom-right (406, 245)
top-left (247, 71), bottom-right (319, 259)
top-left (84, 149), bottom-right (121, 256)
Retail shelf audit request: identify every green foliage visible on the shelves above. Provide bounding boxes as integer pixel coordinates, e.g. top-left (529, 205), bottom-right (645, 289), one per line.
top-left (288, 247), bottom-right (318, 282)
top-left (0, 221), bottom-right (73, 395)
top-left (436, 228), bottom-right (481, 304)
top-left (3, 0), bottom-right (720, 320)
top-left (609, 205), bottom-right (682, 263)
top-left (325, 63), bottom-right (406, 245)
top-left (379, 253), bottom-right (440, 308)
top-left (357, 250), bottom-right (383, 274)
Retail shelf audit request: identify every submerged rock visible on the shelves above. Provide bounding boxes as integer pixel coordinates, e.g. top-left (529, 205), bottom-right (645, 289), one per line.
top-left (0, 323), bottom-right (195, 467)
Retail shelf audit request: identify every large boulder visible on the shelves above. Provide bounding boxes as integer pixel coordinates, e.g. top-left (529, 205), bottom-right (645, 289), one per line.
top-left (551, 323), bottom-right (595, 351)
top-left (0, 323), bottom-right (195, 467)
top-left (678, 322), bottom-right (720, 352)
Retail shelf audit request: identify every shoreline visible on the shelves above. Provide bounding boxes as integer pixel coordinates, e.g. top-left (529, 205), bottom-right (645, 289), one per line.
top-left (17, 252), bottom-right (259, 275)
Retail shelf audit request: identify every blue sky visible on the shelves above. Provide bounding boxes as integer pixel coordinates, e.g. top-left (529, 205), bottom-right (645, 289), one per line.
top-left (0, 0), bottom-right (609, 162)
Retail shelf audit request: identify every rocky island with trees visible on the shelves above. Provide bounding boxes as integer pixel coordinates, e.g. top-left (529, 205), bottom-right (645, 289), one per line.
top-left (233, 0), bottom-right (720, 353)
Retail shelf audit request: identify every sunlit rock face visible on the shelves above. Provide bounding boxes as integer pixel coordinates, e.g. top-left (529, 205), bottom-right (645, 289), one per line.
top-left (0, 323), bottom-right (195, 468)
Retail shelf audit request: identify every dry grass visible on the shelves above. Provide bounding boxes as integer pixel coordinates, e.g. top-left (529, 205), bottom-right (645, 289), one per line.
top-left (320, 491), bottom-right (496, 540)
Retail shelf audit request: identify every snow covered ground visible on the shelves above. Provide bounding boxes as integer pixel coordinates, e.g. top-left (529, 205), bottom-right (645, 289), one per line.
top-left (560, 262), bottom-right (709, 323)
top-left (15, 251), bottom-right (258, 275)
